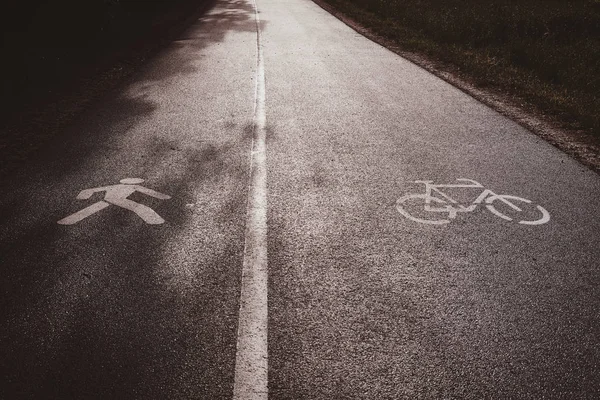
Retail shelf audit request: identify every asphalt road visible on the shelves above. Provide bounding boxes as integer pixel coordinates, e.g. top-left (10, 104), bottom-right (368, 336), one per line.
top-left (1, 0), bottom-right (600, 398)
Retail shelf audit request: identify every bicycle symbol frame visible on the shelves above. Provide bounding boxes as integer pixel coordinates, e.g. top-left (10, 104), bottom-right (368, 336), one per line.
top-left (396, 179), bottom-right (550, 225)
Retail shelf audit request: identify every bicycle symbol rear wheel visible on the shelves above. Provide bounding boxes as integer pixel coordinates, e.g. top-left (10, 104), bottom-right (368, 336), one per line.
top-left (396, 194), bottom-right (452, 225)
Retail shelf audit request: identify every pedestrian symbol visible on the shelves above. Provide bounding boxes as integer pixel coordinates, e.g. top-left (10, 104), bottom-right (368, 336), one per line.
top-left (58, 178), bottom-right (171, 225)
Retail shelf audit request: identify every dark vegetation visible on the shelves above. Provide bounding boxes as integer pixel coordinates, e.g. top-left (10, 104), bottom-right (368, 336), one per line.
top-left (2, 0), bottom-right (207, 119)
top-left (321, 0), bottom-right (600, 139)
top-left (1, 0), bottom-right (210, 175)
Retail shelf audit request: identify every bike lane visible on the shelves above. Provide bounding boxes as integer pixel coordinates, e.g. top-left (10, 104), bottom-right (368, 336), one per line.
top-left (0, 0), bottom-right (258, 398)
top-left (262, 0), bottom-right (600, 397)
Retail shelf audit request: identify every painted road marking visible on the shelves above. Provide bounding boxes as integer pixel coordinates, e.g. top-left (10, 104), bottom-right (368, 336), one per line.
top-left (396, 178), bottom-right (550, 225)
top-left (58, 178), bottom-right (171, 225)
top-left (232, 0), bottom-right (268, 399)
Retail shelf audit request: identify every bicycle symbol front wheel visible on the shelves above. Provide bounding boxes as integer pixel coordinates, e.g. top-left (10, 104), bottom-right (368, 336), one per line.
top-left (485, 194), bottom-right (550, 225)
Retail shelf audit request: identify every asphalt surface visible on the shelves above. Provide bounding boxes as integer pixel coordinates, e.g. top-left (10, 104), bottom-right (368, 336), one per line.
top-left (1, 0), bottom-right (600, 398)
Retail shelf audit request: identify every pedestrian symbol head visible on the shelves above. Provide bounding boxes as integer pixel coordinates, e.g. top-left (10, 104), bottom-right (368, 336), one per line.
top-left (120, 178), bottom-right (144, 184)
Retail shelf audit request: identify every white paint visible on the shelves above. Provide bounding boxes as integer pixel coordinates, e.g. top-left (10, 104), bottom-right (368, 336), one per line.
top-left (58, 178), bottom-right (171, 225)
top-left (396, 179), bottom-right (550, 225)
top-left (485, 194), bottom-right (551, 225)
top-left (232, 0), bottom-right (268, 398)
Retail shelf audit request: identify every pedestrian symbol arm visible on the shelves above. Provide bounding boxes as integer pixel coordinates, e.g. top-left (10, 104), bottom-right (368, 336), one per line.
top-left (135, 186), bottom-right (171, 200)
top-left (76, 187), bottom-right (109, 200)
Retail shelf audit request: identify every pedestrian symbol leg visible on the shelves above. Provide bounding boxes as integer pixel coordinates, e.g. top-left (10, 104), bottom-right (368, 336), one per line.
top-left (58, 201), bottom-right (111, 225)
top-left (106, 198), bottom-right (166, 224)
top-left (58, 179), bottom-right (170, 225)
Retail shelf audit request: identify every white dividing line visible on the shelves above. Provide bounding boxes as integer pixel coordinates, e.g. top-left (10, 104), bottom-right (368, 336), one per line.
top-left (233, 0), bottom-right (268, 398)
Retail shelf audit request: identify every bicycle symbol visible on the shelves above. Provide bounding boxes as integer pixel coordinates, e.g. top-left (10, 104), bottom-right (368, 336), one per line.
top-left (396, 179), bottom-right (550, 225)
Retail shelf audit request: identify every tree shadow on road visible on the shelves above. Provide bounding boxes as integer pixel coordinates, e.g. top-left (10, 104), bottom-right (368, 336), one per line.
top-left (0, 0), bottom-right (266, 397)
